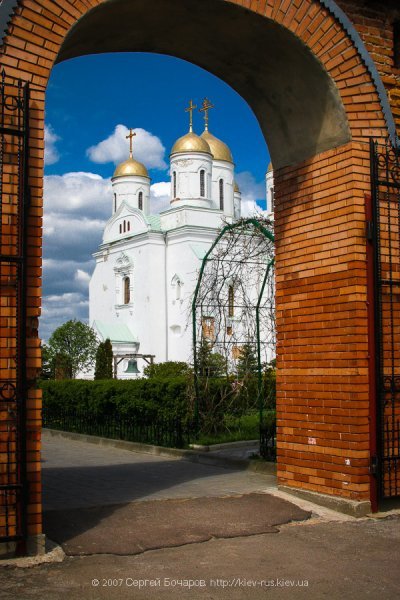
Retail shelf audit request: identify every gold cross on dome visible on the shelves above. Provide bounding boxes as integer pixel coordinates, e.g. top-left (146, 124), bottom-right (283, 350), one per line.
top-left (185, 99), bottom-right (197, 132)
top-left (199, 98), bottom-right (214, 131)
top-left (126, 128), bottom-right (136, 158)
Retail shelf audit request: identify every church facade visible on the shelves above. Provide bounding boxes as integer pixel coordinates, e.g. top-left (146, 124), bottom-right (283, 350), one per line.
top-left (88, 100), bottom-right (272, 378)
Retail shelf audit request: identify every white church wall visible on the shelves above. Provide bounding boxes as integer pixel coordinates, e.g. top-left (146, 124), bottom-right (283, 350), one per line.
top-left (103, 205), bottom-right (149, 244)
top-left (112, 174), bottom-right (150, 214)
top-left (134, 236), bottom-right (168, 369)
top-left (165, 228), bottom-right (216, 363)
top-left (170, 151), bottom-right (213, 207)
top-left (210, 160), bottom-right (235, 217)
top-left (160, 205), bottom-right (224, 232)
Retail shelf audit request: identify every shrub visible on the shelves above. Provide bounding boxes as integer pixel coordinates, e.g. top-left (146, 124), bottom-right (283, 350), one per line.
top-left (143, 361), bottom-right (193, 378)
top-left (40, 377), bottom-right (190, 421)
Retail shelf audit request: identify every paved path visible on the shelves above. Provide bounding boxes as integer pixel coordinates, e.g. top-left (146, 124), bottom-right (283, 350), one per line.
top-left (2, 515), bottom-right (400, 599)
top-left (0, 436), bottom-right (400, 600)
top-left (42, 431), bottom-right (276, 511)
top-left (2, 433), bottom-right (400, 599)
top-left (42, 432), bottom-right (300, 557)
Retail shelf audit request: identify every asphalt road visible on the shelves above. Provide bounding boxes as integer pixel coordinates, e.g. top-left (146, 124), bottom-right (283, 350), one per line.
top-left (41, 431), bottom-right (276, 511)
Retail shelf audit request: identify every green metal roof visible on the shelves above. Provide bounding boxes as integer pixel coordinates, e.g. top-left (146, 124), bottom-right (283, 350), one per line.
top-left (146, 214), bottom-right (162, 231)
top-left (93, 320), bottom-right (137, 343)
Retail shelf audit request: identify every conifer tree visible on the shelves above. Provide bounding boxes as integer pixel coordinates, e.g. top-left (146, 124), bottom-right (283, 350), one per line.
top-left (236, 343), bottom-right (258, 379)
top-left (197, 338), bottom-right (226, 377)
top-left (103, 338), bottom-right (113, 379)
top-left (94, 338), bottom-right (113, 379)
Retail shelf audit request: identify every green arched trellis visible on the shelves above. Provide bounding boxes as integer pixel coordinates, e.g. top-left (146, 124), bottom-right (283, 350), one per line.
top-left (192, 218), bottom-right (275, 448)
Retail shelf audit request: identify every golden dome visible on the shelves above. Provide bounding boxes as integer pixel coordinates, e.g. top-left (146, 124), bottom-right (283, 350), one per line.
top-left (234, 181), bottom-right (240, 193)
top-left (201, 130), bottom-right (233, 164)
top-left (112, 157), bottom-right (149, 179)
top-left (171, 132), bottom-right (211, 155)
top-left (267, 161), bottom-right (273, 173)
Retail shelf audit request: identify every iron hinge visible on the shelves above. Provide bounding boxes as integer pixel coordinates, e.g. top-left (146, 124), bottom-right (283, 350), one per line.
top-left (366, 220), bottom-right (374, 241)
top-left (370, 455), bottom-right (378, 476)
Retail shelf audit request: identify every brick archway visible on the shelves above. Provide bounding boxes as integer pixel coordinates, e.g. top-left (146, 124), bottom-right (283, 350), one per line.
top-left (1, 0), bottom-right (399, 551)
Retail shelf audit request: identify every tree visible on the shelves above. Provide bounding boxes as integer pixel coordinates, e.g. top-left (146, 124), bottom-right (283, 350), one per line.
top-left (236, 343), bottom-right (258, 379)
top-left (40, 343), bottom-right (55, 379)
top-left (197, 338), bottom-right (226, 378)
top-left (47, 320), bottom-right (98, 379)
top-left (94, 338), bottom-right (113, 379)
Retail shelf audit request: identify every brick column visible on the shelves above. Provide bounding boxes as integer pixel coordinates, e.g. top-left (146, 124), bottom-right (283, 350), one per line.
top-left (274, 141), bottom-right (372, 512)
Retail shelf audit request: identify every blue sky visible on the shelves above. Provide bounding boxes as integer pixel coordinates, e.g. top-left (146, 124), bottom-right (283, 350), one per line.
top-left (41, 52), bottom-right (270, 341)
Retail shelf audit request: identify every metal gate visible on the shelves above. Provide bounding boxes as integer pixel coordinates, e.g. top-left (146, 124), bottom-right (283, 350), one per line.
top-left (0, 68), bottom-right (29, 544)
top-left (370, 139), bottom-right (400, 501)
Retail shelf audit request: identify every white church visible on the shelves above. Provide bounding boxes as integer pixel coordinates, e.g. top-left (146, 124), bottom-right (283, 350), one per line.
top-left (88, 99), bottom-right (274, 378)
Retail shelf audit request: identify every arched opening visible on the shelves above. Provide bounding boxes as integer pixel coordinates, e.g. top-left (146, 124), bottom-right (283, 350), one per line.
top-left (0, 0), bottom-right (396, 554)
top-left (56, 0), bottom-right (351, 168)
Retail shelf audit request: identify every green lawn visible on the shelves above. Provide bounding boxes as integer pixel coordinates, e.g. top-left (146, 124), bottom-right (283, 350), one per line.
top-left (195, 410), bottom-right (275, 446)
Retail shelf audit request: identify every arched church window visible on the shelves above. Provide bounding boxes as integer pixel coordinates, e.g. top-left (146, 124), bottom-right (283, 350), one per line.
top-left (175, 278), bottom-right (182, 300)
top-left (228, 285), bottom-right (234, 317)
top-left (127, 221), bottom-right (130, 232)
top-left (123, 220), bottom-right (126, 233)
top-left (114, 193), bottom-right (117, 212)
top-left (124, 277), bottom-right (131, 304)
top-left (119, 223), bottom-right (122, 234)
top-left (200, 170), bottom-right (205, 197)
top-left (173, 171), bottom-right (177, 198)
top-left (138, 191), bottom-right (143, 211)
top-left (219, 178), bottom-right (224, 210)
top-left (171, 274), bottom-right (183, 301)
top-left (270, 187), bottom-right (275, 212)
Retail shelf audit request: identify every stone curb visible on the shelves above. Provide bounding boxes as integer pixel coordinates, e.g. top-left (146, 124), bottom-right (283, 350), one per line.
top-left (189, 439), bottom-right (259, 452)
top-left (43, 429), bottom-right (277, 475)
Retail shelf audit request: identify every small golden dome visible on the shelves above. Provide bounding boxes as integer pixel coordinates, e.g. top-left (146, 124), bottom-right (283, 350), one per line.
top-left (267, 161), bottom-right (273, 173)
top-left (234, 181), bottom-right (240, 193)
top-left (112, 157), bottom-right (149, 179)
top-left (171, 132), bottom-right (211, 155)
top-left (201, 130), bottom-right (233, 164)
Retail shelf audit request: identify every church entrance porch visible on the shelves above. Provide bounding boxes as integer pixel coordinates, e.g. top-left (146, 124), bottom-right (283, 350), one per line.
top-left (1, 0), bottom-right (400, 553)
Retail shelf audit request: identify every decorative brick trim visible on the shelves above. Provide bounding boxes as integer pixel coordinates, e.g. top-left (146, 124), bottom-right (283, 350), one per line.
top-left (320, 0), bottom-right (399, 147)
top-left (0, 0), bottom-right (19, 43)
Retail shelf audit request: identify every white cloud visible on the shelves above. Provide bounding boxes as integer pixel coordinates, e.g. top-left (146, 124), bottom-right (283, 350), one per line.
top-left (87, 124), bottom-right (167, 170)
top-left (44, 172), bottom-right (111, 218)
top-left (44, 124), bottom-right (60, 165)
top-left (150, 181), bottom-right (170, 213)
top-left (40, 170), bottom-right (111, 341)
top-left (75, 269), bottom-right (91, 284)
top-left (236, 171), bottom-right (266, 217)
top-left (41, 292), bottom-right (89, 343)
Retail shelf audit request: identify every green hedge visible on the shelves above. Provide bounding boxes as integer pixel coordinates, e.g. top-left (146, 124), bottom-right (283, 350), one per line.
top-left (40, 377), bottom-right (190, 421)
top-left (40, 370), bottom-right (276, 436)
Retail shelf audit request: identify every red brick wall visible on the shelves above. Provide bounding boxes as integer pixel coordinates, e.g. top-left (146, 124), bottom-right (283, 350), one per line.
top-left (0, 0), bottom-right (397, 544)
top-left (274, 141), bottom-right (371, 500)
top-left (337, 0), bottom-right (400, 133)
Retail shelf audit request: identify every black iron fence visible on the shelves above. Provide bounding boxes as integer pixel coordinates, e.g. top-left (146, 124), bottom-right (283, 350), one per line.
top-left (0, 68), bottom-right (30, 544)
top-left (370, 139), bottom-right (400, 500)
top-left (260, 422), bottom-right (276, 462)
top-left (43, 405), bottom-right (277, 460)
top-left (42, 406), bottom-right (188, 449)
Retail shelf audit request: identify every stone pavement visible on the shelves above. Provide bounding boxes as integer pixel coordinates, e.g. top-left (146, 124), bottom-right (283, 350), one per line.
top-left (1, 432), bottom-right (400, 599)
top-left (41, 431), bottom-right (276, 511)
